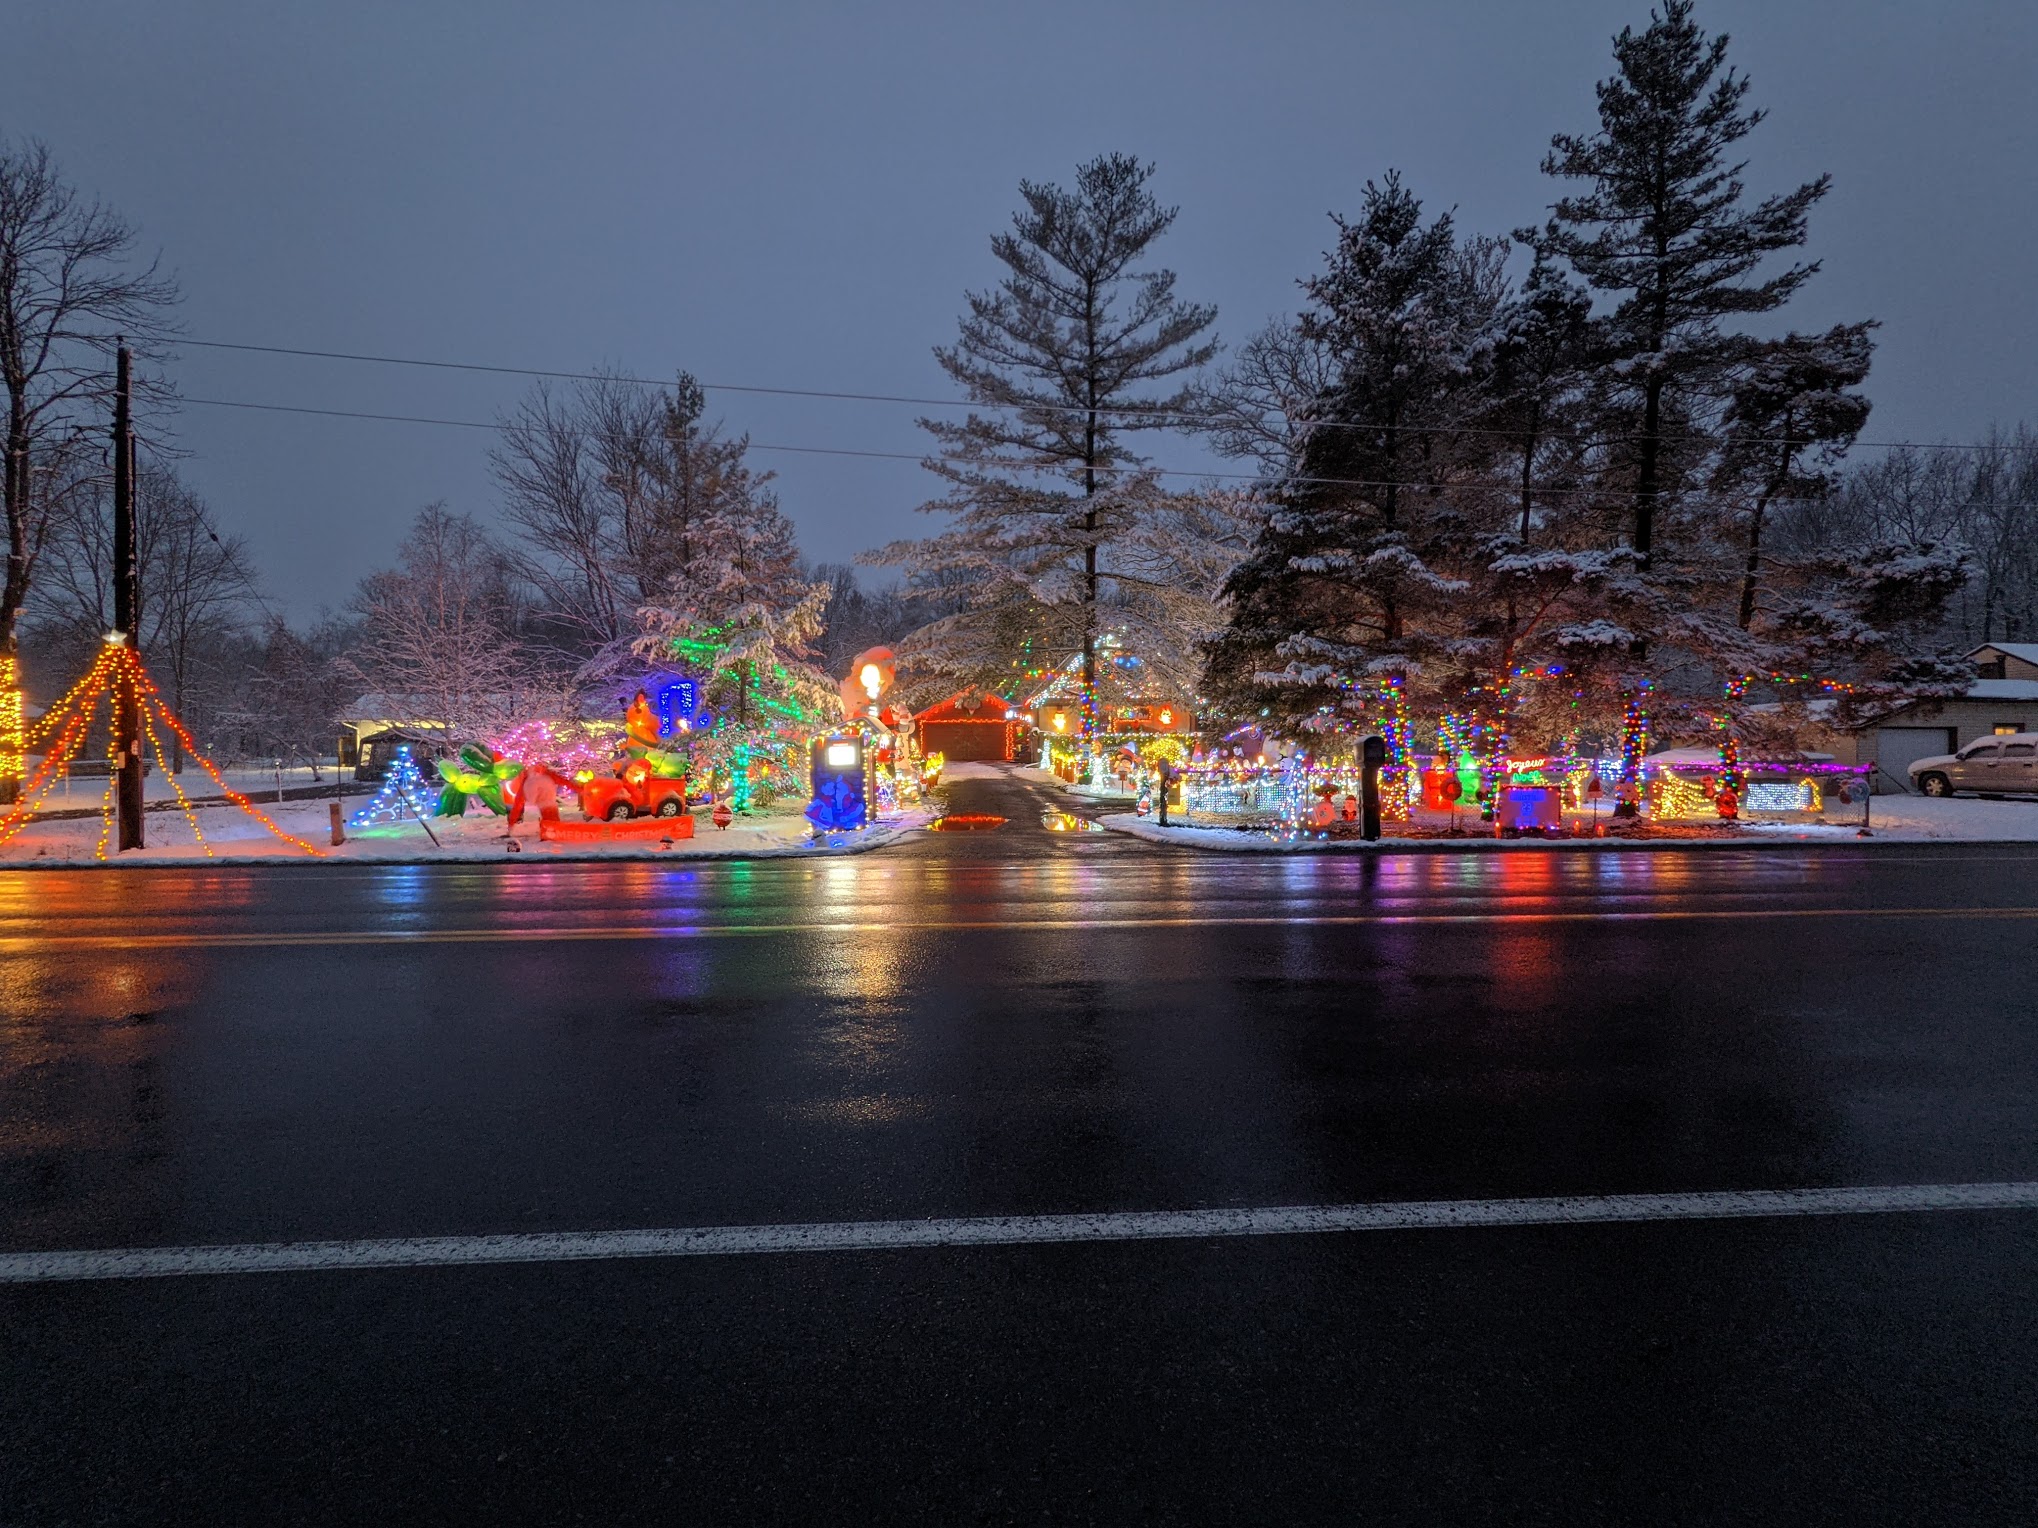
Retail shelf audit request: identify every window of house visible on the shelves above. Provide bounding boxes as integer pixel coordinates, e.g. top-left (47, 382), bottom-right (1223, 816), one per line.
top-left (1978, 658), bottom-right (2008, 679)
top-left (1994, 724), bottom-right (2026, 735)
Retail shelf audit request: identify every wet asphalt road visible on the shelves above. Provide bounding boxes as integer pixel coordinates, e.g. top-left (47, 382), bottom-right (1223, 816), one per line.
top-left (4, 765), bottom-right (2037, 1525)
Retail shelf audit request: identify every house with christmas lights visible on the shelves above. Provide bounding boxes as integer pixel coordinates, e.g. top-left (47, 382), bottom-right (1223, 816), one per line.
top-left (1024, 643), bottom-right (1195, 740)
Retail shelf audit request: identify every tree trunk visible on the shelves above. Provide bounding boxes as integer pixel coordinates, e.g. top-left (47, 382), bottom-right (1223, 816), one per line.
top-left (1380, 409), bottom-right (1402, 642)
top-left (1737, 491), bottom-right (1774, 631)
top-left (1634, 378), bottom-right (1662, 568)
top-left (0, 396), bottom-right (30, 807)
top-left (1081, 282), bottom-right (1099, 739)
top-left (1738, 440), bottom-right (1793, 632)
top-left (2, 390), bottom-right (29, 654)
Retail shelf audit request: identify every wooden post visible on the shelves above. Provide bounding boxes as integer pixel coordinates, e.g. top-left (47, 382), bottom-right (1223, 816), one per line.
top-left (112, 344), bottom-right (144, 851)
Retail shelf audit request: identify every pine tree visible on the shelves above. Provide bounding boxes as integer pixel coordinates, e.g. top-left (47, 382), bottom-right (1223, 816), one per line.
top-left (1206, 175), bottom-right (1502, 729)
top-left (1529, 0), bottom-right (1831, 573)
top-left (1483, 254), bottom-right (1594, 541)
top-left (632, 503), bottom-right (834, 728)
top-left (878, 153), bottom-right (1217, 729)
top-left (1712, 323), bottom-right (1874, 630)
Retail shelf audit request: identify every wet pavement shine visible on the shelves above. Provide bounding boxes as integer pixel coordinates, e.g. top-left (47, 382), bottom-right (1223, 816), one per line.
top-left (3, 765), bottom-right (2036, 1524)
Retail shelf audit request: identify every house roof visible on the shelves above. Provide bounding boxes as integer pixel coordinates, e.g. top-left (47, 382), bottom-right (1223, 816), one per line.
top-left (1972, 643), bottom-right (2038, 667)
top-left (916, 689), bottom-right (1018, 724)
top-left (340, 693), bottom-right (444, 723)
top-left (339, 692), bottom-right (532, 723)
top-left (1649, 747), bottom-right (1834, 766)
top-left (1850, 676), bottom-right (2038, 730)
top-left (1967, 678), bottom-right (2038, 701)
top-left (1024, 648), bottom-right (1188, 710)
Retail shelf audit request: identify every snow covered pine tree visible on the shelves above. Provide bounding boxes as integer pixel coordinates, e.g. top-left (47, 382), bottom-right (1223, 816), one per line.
top-left (873, 153), bottom-right (1220, 723)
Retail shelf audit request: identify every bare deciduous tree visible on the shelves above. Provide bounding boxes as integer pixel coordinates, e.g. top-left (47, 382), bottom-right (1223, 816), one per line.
top-left (0, 135), bottom-right (179, 792)
top-left (341, 504), bottom-right (547, 743)
top-left (28, 460), bottom-right (262, 767)
top-left (493, 370), bottom-right (788, 671)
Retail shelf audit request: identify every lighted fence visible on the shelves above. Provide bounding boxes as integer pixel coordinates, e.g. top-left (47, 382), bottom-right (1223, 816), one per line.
top-left (1170, 754), bottom-right (1872, 829)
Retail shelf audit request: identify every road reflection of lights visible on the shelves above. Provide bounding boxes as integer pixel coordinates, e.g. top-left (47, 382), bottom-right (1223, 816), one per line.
top-left (1040, 812), bottom-right (1100, 833)
top-left (811, 936), bottom-right (915, 1006)
top-left (375, 865), bottom-right (430, 910)
top-left (1487, 923), bottom-right (1565, 1010)
top-left (784, 1093), bottom-right (930, 1127)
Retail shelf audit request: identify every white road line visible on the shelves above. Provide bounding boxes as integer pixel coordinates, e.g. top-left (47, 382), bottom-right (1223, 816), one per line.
top-left (4, 903), bottom-right (2038, 951)
top-left (4, 1182), bottom-right (2035, 1285)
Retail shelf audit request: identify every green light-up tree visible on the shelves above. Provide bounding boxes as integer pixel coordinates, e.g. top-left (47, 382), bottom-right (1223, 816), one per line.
top-left (633, 509), bottom-right (835, 729)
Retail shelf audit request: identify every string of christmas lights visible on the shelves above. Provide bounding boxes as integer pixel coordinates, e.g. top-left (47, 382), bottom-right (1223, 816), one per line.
top-left (0, 655), bottom-right (22, 789)
top-left (0, 641), bottom-right (325, 858)
top-left (347, 745), bottom-right (437, 829)
top-left (140, 696), bottom-right (212, 856)
top-left (1618, 682), bottom-right (1653, 784)
top-left (92, 717), bottom-right (119, 862)
top-left (0, 697), bottom-right (95, 849)
top-left (132, 649), bottom-right (323, 855)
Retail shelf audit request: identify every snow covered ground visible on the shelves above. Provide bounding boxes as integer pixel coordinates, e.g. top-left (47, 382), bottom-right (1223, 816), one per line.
top-left (26, 763), bottom-right (344, 812)
top-left (1102, 793), bottom-right (2038, 851)
top-left (0, 799), bottom-right (934, 867)
top-left (1745, 793), bottom-right (2038, 842)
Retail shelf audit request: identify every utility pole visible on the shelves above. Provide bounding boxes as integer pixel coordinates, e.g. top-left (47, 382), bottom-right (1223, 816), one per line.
top-left (112, 343), bottom-right (144, 851)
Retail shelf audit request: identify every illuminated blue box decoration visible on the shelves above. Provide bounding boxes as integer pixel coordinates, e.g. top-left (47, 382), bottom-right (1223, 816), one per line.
top-left (653, 678), bottom-right (704, 737)
top-left (806, 732), bottom-right (868, 831)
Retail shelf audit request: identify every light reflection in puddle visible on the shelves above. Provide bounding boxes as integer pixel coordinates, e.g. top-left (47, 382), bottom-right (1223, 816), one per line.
top-left (929, 815), bottom-right (1008, 832)
top-left (1041, 813), bottom-right (1102, 832)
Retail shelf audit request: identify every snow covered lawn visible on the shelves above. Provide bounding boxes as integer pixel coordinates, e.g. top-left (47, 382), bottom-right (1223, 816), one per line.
top-left (1102, 793), bottom-right (2038, 851)
top-left (0, 800), bottom-right (933, 867)
top-left (1748, 793), bottom-right (2038, 842)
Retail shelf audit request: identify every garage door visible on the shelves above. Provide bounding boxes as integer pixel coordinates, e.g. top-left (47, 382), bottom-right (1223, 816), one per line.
top-left (1874, 727), bottom-right (1956, 792)
top-left (920, 721), bottom-right (1013, 763)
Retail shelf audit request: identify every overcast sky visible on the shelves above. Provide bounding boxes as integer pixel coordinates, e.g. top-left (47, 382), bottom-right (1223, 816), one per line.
top-left (7, 0), bottom-right (2035, 616)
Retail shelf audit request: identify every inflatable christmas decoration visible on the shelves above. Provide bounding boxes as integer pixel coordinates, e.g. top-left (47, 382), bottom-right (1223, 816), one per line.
top-left (838, 646), bottom-right (904, 726)
top-left (576, 688), bottom-right (692, 822)
top-left (433, 744), bottom-right (524, 816)
top-left (505, 762), bottom-right (575, 829)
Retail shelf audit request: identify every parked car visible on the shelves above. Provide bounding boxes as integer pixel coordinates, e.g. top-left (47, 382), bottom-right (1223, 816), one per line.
top-left (1909, 734), bottom-right (2038, 797)
top-left (576, 758), bottom-right (691, 821)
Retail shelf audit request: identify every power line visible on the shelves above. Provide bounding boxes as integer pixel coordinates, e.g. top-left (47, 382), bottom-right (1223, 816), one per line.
top-left (174, 337), bottom-right (2005, 454)
top-left (176, 392), bottom-right (2013, 509)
